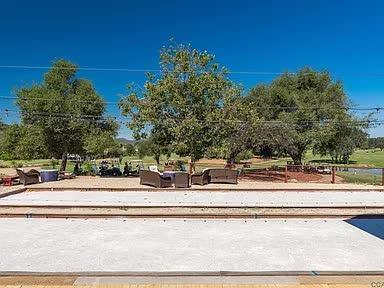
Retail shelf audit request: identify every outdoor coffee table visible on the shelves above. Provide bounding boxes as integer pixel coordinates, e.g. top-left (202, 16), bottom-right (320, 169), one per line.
top-left (162, 171), bottom-right (176, 182)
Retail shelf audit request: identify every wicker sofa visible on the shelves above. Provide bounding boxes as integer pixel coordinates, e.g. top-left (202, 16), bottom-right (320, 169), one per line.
top-left (209, 168), bottom-right (238, 184)
top-left (139, 170), bottom-right (173, 188)
top-left (16, 168), bottom-right (40, 186)
top-left (191, 168), bottom-right (238, 185)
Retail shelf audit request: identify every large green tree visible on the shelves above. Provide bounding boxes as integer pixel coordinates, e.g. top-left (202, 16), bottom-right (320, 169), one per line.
top-left (16, 60), bottom-right (117, 170)
top-left (120, 43), bottom-right (240, 170)
top-left (247, 68), bottom-right (354, 164)
top-left (0, 124), bottom-right (49, 160)
top-left (313, 115), bottom-right (368, 163)
top-left (368, 137), bottom-right (384, 150)
top-left (83, 129), bottom-right (120, 158)
top-left (214, 95), bottom-right (261, 163)
top-left (0, 119), bottom-right (6, 141)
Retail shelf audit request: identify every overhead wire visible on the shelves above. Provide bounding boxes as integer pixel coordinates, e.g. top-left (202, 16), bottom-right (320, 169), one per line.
top-left (1, 64), bottom-right (384, 77)
top-left (0, 109), bottom-right (383, 128)
top-left (0, 65), bottom-right (311, 75)
top-left (1, 96), bottom-right (383, 112)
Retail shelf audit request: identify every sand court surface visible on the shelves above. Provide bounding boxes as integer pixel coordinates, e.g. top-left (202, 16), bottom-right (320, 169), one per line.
top-left (1, 190), bottom-right (384, 207)
top-left (0, 218), bottom-right (383, 273)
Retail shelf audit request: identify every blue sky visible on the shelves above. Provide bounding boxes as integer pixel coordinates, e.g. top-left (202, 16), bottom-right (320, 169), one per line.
top-left (0, 0), bottom-right (383, 138)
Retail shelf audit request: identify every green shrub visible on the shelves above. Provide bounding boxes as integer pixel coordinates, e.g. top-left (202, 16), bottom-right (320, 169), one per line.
top-left (50, 158), bottom-right (59, 169)
top-left (235, 150), bottom-right (253, 163)
top-left (82, 161), bottom-right (97, 176)
top-left (0, 161), bottom-right (10, 168)
top-left (11, 160), bottom-right (23, 168)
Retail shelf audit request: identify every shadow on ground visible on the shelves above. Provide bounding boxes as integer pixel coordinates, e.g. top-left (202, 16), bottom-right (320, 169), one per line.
top-left (345, 216), bottom-right (384, 240)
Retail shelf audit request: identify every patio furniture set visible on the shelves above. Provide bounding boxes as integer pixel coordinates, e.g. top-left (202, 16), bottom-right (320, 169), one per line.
top-left (13, 168), bottom-right (59, 186)
top-left (4, 166), bottom-right (238, 188)
top-left (139, 168), bottom-right (238, 188)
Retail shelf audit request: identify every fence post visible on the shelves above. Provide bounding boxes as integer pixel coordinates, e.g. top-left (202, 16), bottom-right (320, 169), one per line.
top-left (331, 166), bottom-right (335, 184)
top-left (382, 168), bottom-right (384, 186)
top-left (285, 165), bottom-right (288, 183)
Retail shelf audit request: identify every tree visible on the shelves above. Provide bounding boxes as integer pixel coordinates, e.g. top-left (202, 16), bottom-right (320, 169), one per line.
top-left (247, 68), bottom-right (351, 164)
top-left (0, 124), bottom-right (49, 160)
top-left (120, 43), bottom-right (240, 170)
top-left (0, 119), bottom-right (6, 143)
top-left (368, 137), bottom-right (384, 150)
top-left (313, 115), bottom-right (368, 163)
top-left (83, 130), bottom-right (120, 158)
top-left (0, 124), bottom-right (21, 160)
top-left (135, 136), bottom-right (171, 164)
top-left (16, 59), bottom-right (117, 171)
top-left (122, 143), bottom-right (136, 156)
top-left (213, 95), bottom-right (260, 163)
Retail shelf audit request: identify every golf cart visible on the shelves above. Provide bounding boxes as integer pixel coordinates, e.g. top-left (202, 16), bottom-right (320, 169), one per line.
top-left (99, 159), bottom-right (122, 177)
top-left (123, 160), bottom-right (144, 177)
top-left (317, 165), bottom-right (332, 174)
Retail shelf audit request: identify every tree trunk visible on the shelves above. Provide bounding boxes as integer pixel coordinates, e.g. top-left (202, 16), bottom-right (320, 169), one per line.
top-left (60, 151), bottom-right (68, 172)
top-left (189, 156), bottom-right (196, 174)
top-left (155, 153), bottom-right (160, 165)
top-left (227, 153), bottom-right (236, 167)
top-left (290, 153), bottom-right (302, 165)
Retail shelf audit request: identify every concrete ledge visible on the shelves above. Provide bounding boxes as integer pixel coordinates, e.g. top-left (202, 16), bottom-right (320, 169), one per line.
top-left (1, 270), bottom-right (383, 276)
top-left (0, 187), bottom-right (26, 199)
top-left (26, 187), bottom-right (384, 192)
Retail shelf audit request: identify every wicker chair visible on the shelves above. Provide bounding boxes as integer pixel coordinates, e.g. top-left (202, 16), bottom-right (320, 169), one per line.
top-left (16, 168), bottom-right (40, 186)
top-left (191, 169), bottom-right (210, 185)
top-left (209, 168), bottom-right (238, 184)
top-left (139, 170), bottom-right (172, 188)
top-left (174, 172), bottom-right (190, 188)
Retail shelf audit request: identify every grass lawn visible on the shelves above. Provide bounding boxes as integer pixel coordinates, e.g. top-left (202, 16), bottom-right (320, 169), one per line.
top-left (304, 149), bottom-right (384, 168)
top-left (337, 171), bottom-right (382, 185)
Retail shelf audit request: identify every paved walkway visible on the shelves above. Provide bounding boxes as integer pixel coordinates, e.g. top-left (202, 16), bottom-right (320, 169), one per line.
top-left (1, 218), bottom-right (383, 273)
top-left (2, 190), bottom-right (384, 207)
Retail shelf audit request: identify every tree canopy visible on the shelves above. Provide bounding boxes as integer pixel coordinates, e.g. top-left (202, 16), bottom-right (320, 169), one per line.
top-left (245, 68), bottom-right (364, 164)
top-left (16, 59), bottom-right (117, 170)
top-left (120, 43), bottom-right (241, 168)
top-left (368, 137), bottom-right (384, 150)
top-left (0, 49), bottom-right (370, 168)
top-left (0, 124), bottom-right (49, 160)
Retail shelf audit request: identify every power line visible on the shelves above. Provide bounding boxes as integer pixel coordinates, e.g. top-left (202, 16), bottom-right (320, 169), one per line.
top-left (0, 65), bottom-right (160, 73)
top-left (1, 96), bottom-right (383, 112)
top-left (0, 109), bottom-right (118, 121)
top-left (0, 109), bottom-right (382, 126)
top-left (0, 65), bottom-right (295, 75)
top-left (2, 65), bottom-right (384, 77)
top-left (0, 96), bottom-right (118, 105)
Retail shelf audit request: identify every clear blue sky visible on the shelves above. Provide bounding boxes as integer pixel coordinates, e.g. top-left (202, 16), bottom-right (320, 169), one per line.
top-left (1, 0), bottom-right (383, 138)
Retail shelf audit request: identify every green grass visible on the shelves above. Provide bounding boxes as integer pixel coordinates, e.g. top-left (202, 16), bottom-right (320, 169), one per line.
top-left (304, 149), bottom-right (384, 168)
top-left (337, 171), bottom-right (382, 185)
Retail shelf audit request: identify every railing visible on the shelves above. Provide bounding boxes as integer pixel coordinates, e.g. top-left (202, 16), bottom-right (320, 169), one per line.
top-left (241, 164), bottom-right (384, 186)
